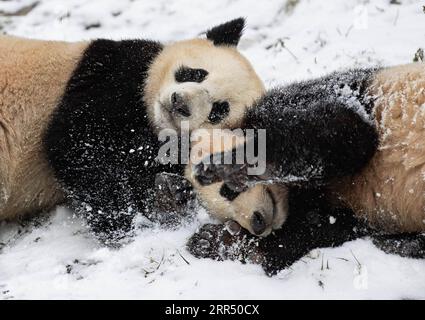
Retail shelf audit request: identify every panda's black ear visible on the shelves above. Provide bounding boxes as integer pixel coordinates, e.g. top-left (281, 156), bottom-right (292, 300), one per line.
top-left (206, 17), bottom-right (245, 47)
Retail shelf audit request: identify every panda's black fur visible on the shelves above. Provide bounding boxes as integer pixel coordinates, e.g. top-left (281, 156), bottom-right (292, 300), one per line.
top-left (44, 39), bottom-right (176, 241)
top-left (188, 65), bottom-right (425, 275)
top-left (245, 67), bottom-right (379, 184)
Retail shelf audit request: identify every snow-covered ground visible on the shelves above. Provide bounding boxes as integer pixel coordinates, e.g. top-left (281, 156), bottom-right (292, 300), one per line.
top-left (1, 0), bottom-right (425, 299)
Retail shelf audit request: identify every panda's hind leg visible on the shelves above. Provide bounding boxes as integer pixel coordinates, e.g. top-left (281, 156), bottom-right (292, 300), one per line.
top-left (372, 233), bottom-right (425, 259)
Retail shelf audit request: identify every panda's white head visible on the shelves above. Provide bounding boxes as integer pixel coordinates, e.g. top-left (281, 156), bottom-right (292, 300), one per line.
top-left (144, 18), bottom-right (265, 132)
top-left (186, 129), bottom-right (289, 236)
top-left (191, 180), bottom-right (289, 236)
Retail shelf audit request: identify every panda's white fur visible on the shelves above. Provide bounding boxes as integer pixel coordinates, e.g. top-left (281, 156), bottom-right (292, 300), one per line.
top-left (335, 63), bottom-right (425, 233)
top-left (189, 180), bottom-right (289, 237)
top-left (189, 63), bottom-right (425, 236)
top-left (0, 19), bottom-right (264, 231)
top-left (0, 36), bottom-right (87, 220)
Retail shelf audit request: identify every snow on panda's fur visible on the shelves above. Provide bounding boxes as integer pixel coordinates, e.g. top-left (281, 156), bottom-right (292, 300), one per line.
top-left (0, 18), bottom-right (265, 243)
top-left (187, 63), bottom-right (425, 274)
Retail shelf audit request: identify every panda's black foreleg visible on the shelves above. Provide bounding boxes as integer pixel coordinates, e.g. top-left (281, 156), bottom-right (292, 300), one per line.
top-left (147, 172), bottom-right (197, 227)
top-left (248, 100), bottom-right (379, 185)
top-left (63, 166), bottom-right (195, 245)
top-left (80, 202), bottom-right (135, 247)
top-left (194, 93), bottom-right (379, 191)
top-left (372, 232), bottom-right (425, 259)
top-left (65, 168), bottom-right (141, 246)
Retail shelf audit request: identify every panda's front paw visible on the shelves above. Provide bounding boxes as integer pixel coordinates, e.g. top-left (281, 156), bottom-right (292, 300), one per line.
top-left (187, 223), bottom-right (264, 264)
top-left (192, 160), bottom-right (225, 187)
top-left (148, 172), bottom-right (196, 227)
top-left (193, 150), bottom-right (250, 193)
top-left (187, 224), bottom-right (225, 260)
top-left (154, 173), bottom-right (195, 208)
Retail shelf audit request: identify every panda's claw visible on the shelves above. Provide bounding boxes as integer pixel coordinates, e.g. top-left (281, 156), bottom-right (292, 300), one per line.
top-left (225, 220), bottom-right (242, 236)
top-left (200, 230), bottom-right (214, 240)
top-left (193, 162), bottom-right (222, 186)
top-left (198, 239), bottom-right (211, 249)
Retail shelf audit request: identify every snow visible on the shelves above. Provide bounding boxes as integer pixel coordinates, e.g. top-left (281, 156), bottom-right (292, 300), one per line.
top-left (1, 0), bottom-right (425, 299)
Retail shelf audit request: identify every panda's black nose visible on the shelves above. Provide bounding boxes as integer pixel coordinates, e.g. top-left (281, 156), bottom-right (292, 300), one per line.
top-left (171, 92), bottom-right (191, 117)
top-left (251, 211), bottom-right (267, 235)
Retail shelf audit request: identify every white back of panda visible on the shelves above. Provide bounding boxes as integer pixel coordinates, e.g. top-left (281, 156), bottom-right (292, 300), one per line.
top-left (0, 36), bottom-right (87, 219)
top-left (336, 63), bottom-right (425, 233)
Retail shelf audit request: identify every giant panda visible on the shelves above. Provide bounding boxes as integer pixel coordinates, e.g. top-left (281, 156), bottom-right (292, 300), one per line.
top-left (0, 18), bottom-right (265, 243)
top-left (186, 63), bottom-right (425, 275)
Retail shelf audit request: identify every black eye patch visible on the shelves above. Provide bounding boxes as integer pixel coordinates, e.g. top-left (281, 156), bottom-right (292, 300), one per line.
top-left (220, 183), bottom-right (240, 201)
top-left (208, 101), bottom-right (230, 124)
top-left (175, 66), bottom-right (208, 83)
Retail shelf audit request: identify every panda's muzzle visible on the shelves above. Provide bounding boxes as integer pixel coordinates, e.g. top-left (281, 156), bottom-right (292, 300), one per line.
top-left (171, 92), bottom-right (191, 117)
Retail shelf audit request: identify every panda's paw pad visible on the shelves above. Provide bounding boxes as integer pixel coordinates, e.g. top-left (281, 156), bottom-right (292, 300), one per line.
top-left (193, 146), bottom-right (252, 185)
top-left (197, 239), bottom-right (211, 249)
top-left (187, 223), bottom-right (260, 264)
top-left (187, 224), bottom-right (229, 260)
top-left (200, 230), bottom-right (214, 240)
top-left (193, 162), bottom-right (222, 186)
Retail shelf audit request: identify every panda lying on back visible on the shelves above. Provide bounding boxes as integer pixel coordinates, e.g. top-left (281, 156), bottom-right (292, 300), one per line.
top-left (0, 18), bottom-right (265, 243)
top-left (187, 63), bottom-right (425, 275)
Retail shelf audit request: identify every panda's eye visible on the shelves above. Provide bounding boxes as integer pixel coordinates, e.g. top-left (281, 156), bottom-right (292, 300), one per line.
top-left (208, 101), bottom-right (230, 124)
top-left (175, 66), bottom-right (208, 83)
top-left (220, 183), bottom-right (240, 201)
